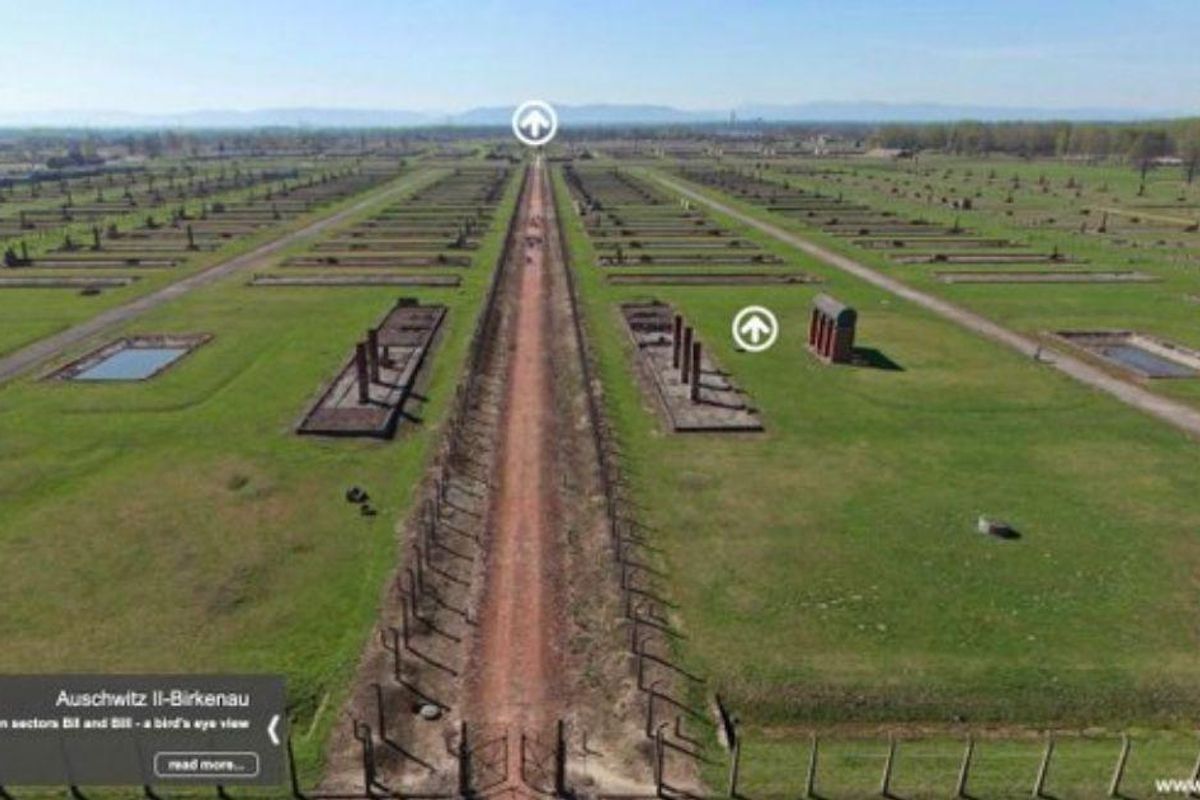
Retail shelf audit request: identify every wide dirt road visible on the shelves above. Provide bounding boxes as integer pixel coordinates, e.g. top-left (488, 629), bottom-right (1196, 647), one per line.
top-left (468, 159), bottom-right (565, 745)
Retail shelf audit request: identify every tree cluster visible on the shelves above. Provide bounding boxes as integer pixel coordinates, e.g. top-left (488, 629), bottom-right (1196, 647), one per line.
top-left (871, 119), bottom-right (1200, 181)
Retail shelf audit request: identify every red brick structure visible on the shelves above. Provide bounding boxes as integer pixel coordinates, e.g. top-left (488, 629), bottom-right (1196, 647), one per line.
top-left (808, 293), bottom-right (857, 363)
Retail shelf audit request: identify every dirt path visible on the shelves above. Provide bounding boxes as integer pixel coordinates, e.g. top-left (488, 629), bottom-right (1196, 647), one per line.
top-left (468, 160), bottom-right (564, 738)
top-left (656, 173), bottom-right (1200, 440)
top-left (321, 162), bottom-right (651, 798)
top-left (0, 170), bottom-right (436, 384)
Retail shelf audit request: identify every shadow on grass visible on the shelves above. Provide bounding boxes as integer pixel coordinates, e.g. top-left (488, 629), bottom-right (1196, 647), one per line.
top-left (851, 347), bottom-right (904, 371)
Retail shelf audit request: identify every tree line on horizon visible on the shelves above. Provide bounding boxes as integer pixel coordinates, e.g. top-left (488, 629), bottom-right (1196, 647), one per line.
top-left (870, 118), bottom-right (1200, 181)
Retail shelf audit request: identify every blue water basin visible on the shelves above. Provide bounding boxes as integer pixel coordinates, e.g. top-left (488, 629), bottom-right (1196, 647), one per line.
top-left (74, 347), bottom-right (189, 381)
top-left (1098, 344), bottom-right (1196, 378)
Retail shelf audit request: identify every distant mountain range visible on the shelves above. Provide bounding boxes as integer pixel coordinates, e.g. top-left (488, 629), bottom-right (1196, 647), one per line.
top-left (0, 102), bottom-right (1187, 129)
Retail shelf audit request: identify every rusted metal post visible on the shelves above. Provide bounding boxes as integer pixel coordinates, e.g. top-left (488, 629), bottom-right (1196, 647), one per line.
top-left (458, 720), bottom-right (471, 798)
top-left (372, 683), bottom-right (387, 742)
top-left (644, 683), bottom-right (660, 738)
top-left (672, 314), bottom-right (683, 368)
top-left (366, 329), bottom-right (380, 382)
top-left (680, 326), bottom-right (693, 383)
top-left (383, 627), bottom-right (402, 682)
top-left (355, 342), bottom-right (370, 404)
top-left (398, 597), bottom-right (411, 650)
top-left (654, 725), bottom-right (666, 799)
top-left (554, 719), bottom-right (568, 798)
top-left (426, 502), bottom-right (438, 544)
top-left (406, 567), bottom-right (422, 614)
top-left (519, 731), bottom-right (528, 787)
top-left (352, 721), bottom-right (376, 796)
top-left (413, 544), bottom-right (426, 594)
top-left (690, 341), bottom-right (702, 402)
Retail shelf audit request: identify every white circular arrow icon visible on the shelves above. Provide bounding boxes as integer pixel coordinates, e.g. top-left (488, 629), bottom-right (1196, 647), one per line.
top-left (732, 306), bottom-right (779, 353)
top-left (512, 100), bottom-right (558, 146)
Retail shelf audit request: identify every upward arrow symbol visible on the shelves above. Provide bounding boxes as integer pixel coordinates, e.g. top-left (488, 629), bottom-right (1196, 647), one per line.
top-left (520, 109), bottom-right (551, 138)
top-left (739, 314), bottom-right (772, 344)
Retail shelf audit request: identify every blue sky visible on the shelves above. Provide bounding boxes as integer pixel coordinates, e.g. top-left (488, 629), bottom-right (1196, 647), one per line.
top-left (2, 0), bottom-right (1198, 112)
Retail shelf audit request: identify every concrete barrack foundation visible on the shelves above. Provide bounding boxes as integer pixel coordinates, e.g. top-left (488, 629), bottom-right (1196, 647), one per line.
top-left (249, 273), bottom-right (461, 288)
top-left (935, 270), bottom-right (1157, 284)
top-left (1052, 330), bottom-right (1200, 380)
top-left (620, 300), bottom-right (762, 433)
top-left (297, 298), bottom-right (447, 438)
top-left (606, 271), bottom-right (820, 285)
top-left (45, 333), bottom-right (212, 382)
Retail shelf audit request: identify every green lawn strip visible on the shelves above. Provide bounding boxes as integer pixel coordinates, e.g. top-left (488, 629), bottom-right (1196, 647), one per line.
top-left (726, 727), bottom-right (1200, 799)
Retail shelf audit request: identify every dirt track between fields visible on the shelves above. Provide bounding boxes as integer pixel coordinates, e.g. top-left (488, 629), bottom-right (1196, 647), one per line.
top-left (0, 171), bottom-right (433, 383)
top-left (320, 162), bottom-right (654, 798)
top-left (467, 162), bottom-right (565, 739)
top-left (656, 173), bottom-right (1200, 440)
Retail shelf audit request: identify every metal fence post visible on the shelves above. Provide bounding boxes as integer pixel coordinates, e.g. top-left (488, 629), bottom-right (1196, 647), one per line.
top-left (1032, 735), bottom-right (1055, 799)
top-left (804, 734), bottom-right (819, 800)
top-left (554, 719), bottom-right (568, 798)
top-left (286, 734), bottom-right (306, 800)
top-left (1108, 734), bottom-right (1130, 798)
top-left (458, 720), bottom-right (471, 799)
top-left (955, 736), bottom-right (974, 799)
top-left (727, 734), bottom-right (742, 798)
top-left (654, 725), bottom-right (666, 799)
top-left (880, 736), bottom-right (896, 798)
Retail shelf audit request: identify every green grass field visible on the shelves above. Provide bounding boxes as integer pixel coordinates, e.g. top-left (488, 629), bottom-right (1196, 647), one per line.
top-left (703, 155), bottom-right (1200, 408)
top-left (0, 164), bottom-right (519, 784)
top-left (551, 161), bottom-right (1200, 794)
top-left (4, 149), bottom-right (1199, 798)
top-left (0, 162), bottom-right (414, 359)
top-left (732, 729), bottom-right (1200, 799)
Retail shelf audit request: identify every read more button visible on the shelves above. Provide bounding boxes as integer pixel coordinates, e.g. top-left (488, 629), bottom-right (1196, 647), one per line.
top-left (154, 752), bottom-right (259, 779)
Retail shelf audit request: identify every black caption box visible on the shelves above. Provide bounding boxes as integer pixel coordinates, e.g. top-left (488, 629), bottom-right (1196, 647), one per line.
top-left (0, 675), bottom-right (287, 786)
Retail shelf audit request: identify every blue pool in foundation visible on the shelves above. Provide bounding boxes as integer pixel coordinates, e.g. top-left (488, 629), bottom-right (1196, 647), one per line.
top-left (1056, 331), bottom-right (1200, 379)
top-left (1096, 344), bottom-right (1197, 378)
top-left (73, 347), bottom-right (190, 380)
